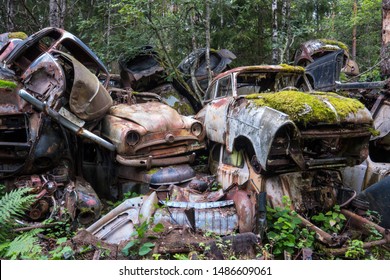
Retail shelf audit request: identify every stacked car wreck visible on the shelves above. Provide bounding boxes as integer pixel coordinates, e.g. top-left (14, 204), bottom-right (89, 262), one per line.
top-left (1, 28), bottom-right (389, 259)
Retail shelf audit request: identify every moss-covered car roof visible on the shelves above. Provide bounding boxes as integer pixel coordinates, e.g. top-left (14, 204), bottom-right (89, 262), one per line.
top-left (213, 64), bottom-right (305, 81)
top-left (246, 90), bottom-right (366, 126)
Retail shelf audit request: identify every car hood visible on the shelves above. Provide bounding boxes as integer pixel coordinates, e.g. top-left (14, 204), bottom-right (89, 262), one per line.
top-left (245, 90), bottom-right (372, 126)
top-left (108, 102), bottom-right (185, 132)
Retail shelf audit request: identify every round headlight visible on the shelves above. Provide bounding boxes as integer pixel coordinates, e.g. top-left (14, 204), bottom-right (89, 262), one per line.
top-left (126, 131), bottom-right (140, 146)
top-left (191, 122), bottom-right (203, 137)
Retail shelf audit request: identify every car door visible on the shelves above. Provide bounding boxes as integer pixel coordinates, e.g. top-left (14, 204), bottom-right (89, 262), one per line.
top-left (203, 74), bottom-right (233, 144)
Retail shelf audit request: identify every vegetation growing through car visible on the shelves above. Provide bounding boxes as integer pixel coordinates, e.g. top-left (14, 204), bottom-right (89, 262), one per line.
top-left (246, 90), bottom-right (365, 126)
top-left (265, 196), bottom-right (315, 259)
top-left (0, 79), bottom-right (17, 89)
top-left (311, 205), bottom-right (346, 234)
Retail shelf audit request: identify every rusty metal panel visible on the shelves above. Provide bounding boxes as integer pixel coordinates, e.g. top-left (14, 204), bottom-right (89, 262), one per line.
top-left (117, 164), bottom-right (196, 185)
top-left (341, 163), bottom-right (368, 194)
top-left (66, 53), bottom-right (113, 121)
top-left (154, 205), bottom-right (239, 235)
top-left (263, 170), bottom-right (342, 213)
top-left (161, 200), bottom-right (234, 209)
top-left (169, 185), bottom-right (225, 202)
top-left (203, 97), bottom-right (231, 144)
top-left (102, 102), bottom-right (205, 160)
top-left (86, 193), bottom-right (158, 244)
top-left (217, 152), bottom-right (250, 190)
top-left (109, 102), bottom-right (188, 132)
top-left (227, 100), bottom-right (296, 171)
top-left (87, 196), bottom-right (144, 244)
top-left (21, 53), bottom-right (65, 109)
top-left (343, 156), bottom-right (390, 192)
top-left (371, 101), bottom-right (390, 145)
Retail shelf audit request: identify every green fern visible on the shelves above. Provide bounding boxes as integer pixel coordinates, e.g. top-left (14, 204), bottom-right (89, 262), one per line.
top-left (0, 187), bottom-right (37, 242)
top-left (3, 229), bottom-right (44, 260)
top-left (0, 184), bottom-right (6, 197)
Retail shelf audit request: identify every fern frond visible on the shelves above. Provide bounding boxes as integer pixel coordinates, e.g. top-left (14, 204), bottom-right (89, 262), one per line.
top-left (0, 188), bottom-right (37, 242)
top-left (4, 229), bottom-right (43, 260)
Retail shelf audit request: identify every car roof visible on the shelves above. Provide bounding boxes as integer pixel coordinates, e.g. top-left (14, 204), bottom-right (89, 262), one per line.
top-left (212, 64), bottom-right (305, 81)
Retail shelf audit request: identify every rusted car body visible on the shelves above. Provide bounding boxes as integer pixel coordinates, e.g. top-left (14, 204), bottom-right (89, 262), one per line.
top-left (101, 101), bottom-right (205, 168)
top-left (178, 48), bottom-right (236, 93)
top-left (196, 65), bottom-right (373, 174)
top-left (118, 46), bottom-right (199, 114)
top-left (0, 28), bottom-right (207, 225)
top-left (295, 40), bottom-right (390, 229)
top-left (192, 65), bottom-right (385, 247)
top-left (294, 39), bottom-right (359, 76)
top-left (0, 28), bottom-right (114, 223)
top-left (304, 49), bottom-right (386, 96)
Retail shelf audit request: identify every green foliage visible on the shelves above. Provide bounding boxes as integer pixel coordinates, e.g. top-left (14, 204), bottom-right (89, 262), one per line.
top-left (2, 229), bottom-right (44, 260)
top-left (311, 205), bottom-right (346, 234)
top-left (0, 187), bottom-right (37, 242)
top-left (43, 217), bottom-right (74, 239)
top-left (0, 184), bottom-right (6, 197)
top-left (0, 80), bottom-right (17, 89)
top-left (266, 196), bottom-right (315, 258)
top-left (48, 237), bottom-right (74, 260)
top-left (121, 220), bottom-right (164, 258)
top-left (173, 253), bottom-right (189, 260)
top-left (345, 239), bottom-right (365, 259)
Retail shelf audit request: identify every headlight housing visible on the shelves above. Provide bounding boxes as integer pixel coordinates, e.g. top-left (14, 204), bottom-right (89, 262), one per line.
top-left (191, 122), bottom-right (203, 137)
top-left (126, 131), bottom-right (140, 146)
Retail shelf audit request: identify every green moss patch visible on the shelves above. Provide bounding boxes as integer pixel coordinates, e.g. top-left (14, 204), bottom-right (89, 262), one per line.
top-left (319, 39), bottom-right (348, 51)
top-left (246, 90), bottom-right (365, 125)
top-left (0, 79), bottom-right (17, 89)
top-left (279, 64), bottom-right (305, 73)
top-left (8, 32), bottom-right (28, 40)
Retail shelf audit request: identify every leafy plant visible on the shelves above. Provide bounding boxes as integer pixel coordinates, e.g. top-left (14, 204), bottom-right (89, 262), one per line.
top-left (173, 253), bottom-right (189, 260)
top-left (265, 196), bottom-right (315, 258)
top-left (345, 239), bottom-right (365, 259)
top-left (121, 221), bottom-right (164, 258)
top-left (43, 216), bottom-right (74, 239)
top-left (0, 187), bottom-right (37, 242)
top-left (311, 205), bottom-right (346, 234)
top-left (2, 229), bottom-right (44, 260)
top-left (49, 237), bottom-right (74, 260)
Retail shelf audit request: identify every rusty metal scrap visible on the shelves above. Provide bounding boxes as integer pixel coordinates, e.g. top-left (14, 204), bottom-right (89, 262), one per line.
top-left (154, 205), bottom-right (239, 236)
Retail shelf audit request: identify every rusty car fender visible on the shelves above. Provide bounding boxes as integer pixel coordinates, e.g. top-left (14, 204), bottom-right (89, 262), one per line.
top-left (226, 99), bottom-right (299, 171)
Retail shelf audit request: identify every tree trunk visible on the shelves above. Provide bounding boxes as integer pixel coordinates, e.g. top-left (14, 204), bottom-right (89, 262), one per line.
top-left (49, 0), bottom-right (66, 28)
top-left (205, 0), bottom-right (212, 86)
top-left (271, 0), bottom-right (279, 64)
top-left (190, 6), bottom-right (202, 99)
top-left (6, 0), bottom-right (15, 31)
top-left (280, 0), bottom-right (291, 63)
top-left (381, 0), bottom-right (390, 76)
top-left (257, 3), bottom-right (263, 62)
top-left (352, 0), bottom-right (357, 61)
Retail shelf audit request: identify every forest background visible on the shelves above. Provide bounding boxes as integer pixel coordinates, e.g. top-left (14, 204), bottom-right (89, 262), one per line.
top-left (0, 0), bottom-right (384, 81)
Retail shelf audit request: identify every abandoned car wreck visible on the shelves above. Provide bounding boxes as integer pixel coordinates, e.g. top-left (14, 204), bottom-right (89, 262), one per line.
top-left (1, 28), bottom-right (390, 260)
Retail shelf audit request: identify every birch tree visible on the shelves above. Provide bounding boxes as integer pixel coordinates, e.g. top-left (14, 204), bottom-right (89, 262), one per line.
top-left (271, 0), bottom-right (279, 64)
top-left (49, 0), bottom-right (66, 28)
